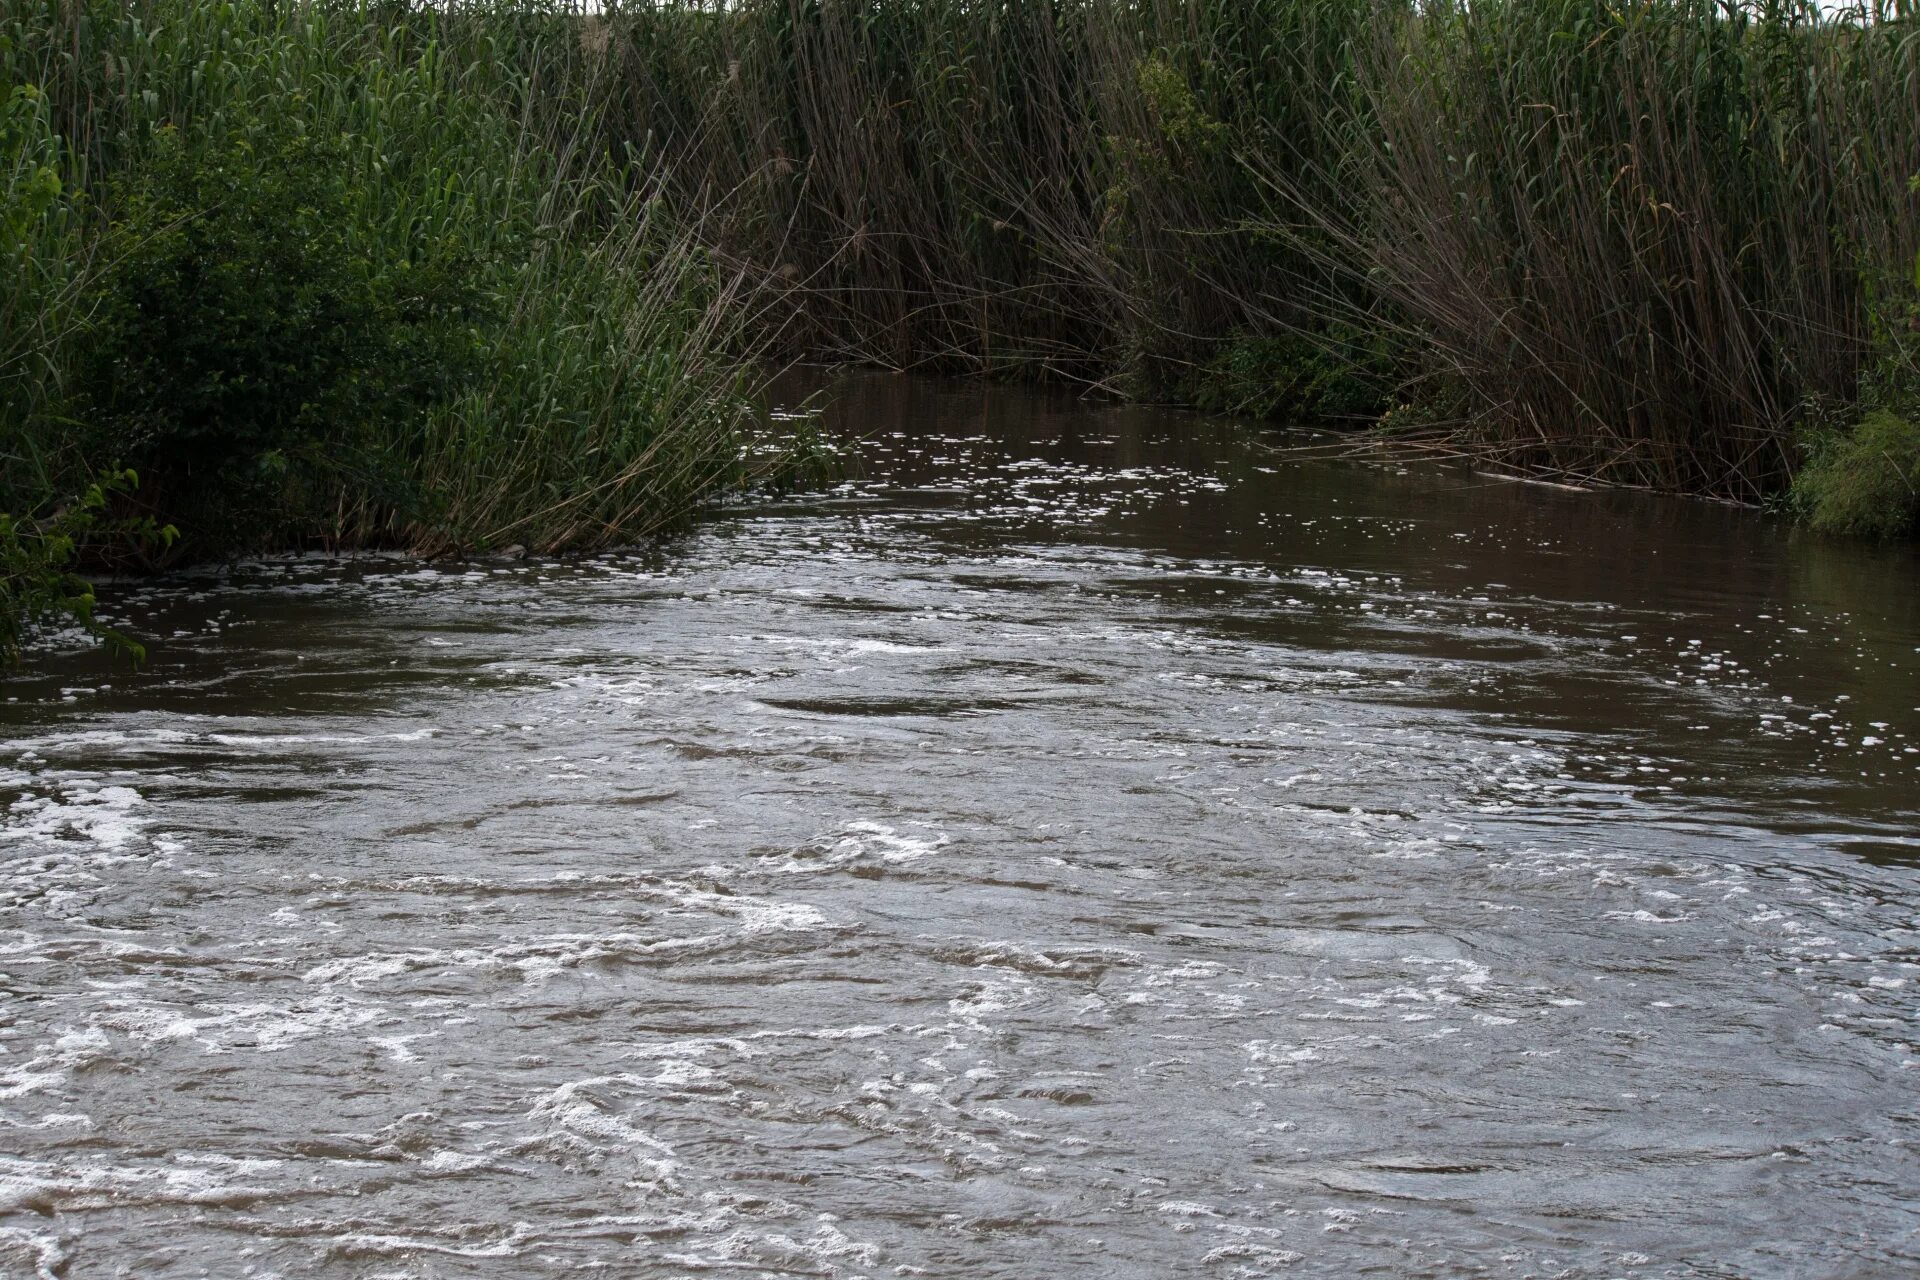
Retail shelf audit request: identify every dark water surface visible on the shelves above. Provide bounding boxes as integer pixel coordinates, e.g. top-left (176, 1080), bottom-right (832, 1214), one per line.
top-left (3, 374), bottom-right (1918, 1279)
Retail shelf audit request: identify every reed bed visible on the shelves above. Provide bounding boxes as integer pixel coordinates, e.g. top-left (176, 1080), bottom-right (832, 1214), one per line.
top-left (1308, 0), bottom-right (1920, 501)
top-left (559, 0), bottom-right (1917, 506)
top-left (6, 0), bottom-right (1918, 662)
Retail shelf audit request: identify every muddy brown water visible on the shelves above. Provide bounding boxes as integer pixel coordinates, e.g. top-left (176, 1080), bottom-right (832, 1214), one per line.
top-left (3, 373), bottom-right (1918, 1278)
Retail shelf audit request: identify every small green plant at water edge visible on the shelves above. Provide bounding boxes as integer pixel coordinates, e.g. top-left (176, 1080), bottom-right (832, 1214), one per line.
top-left (1188, 331), bottom-right (1391, 424)
top-left (1, 471), bottom-right (176, 667)
top-left (1789, 411), bottom-right (1920, 541)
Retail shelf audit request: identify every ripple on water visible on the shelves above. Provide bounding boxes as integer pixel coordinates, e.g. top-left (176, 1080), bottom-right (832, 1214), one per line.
top-left (2, 373), bottom-right (1917, 1277)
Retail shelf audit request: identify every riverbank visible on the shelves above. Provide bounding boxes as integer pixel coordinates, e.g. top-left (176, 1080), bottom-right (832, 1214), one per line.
top-left (1, 0), bottom-right (791, 661)
top-left (4, 1), bottom-right (1918, 662)
top-left (579, 0), bottom-right (1919, 507)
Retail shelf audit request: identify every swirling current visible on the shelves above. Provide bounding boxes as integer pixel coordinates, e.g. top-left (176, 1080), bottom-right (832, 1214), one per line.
top-left (2, 374), bottom-right (1917, 1278)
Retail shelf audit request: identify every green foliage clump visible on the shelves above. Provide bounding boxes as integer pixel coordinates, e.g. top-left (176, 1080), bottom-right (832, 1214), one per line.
top-left (0, 83), bottom-right (64, 264)
top-left (1, 471), bottom-right (174, 666)
top-left (79, 126), bottom-right (487, 554)
top-left (1134, 54), bottom-right (1229, 160)
top-left (1790, 411), bottom-right (1920, 540)
top-left (1795, 220), bottom-right (1920, 540)
top-left (1189, 331), bottom-right (1389, 423)
top-left (406, 224), bottom-right (758, 555)
top-left (1858, 229), bottom-right (1920, 422)
top-left (0, 0), bottom-right (783, 664)
top-left (1, 80), bottom-right (82, 514)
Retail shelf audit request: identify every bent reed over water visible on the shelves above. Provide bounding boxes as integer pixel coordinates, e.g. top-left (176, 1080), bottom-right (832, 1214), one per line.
top-left (4, 0), bottom-right (1919, 660)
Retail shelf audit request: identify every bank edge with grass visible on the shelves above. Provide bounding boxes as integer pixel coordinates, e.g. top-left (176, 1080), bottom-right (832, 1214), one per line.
top-left (0, 0), bottom-right (793, 662)
top-left (5, 0), bottom-right (1918, 664)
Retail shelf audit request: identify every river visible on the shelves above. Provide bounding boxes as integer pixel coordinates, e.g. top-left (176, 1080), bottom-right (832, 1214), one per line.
top-left (2, 373), bottom-right (1917, 1277)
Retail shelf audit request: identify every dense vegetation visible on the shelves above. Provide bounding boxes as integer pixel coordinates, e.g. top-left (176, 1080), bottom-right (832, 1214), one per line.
top-left (3, 0), bottom-right (1917, 661)
top-left (0, 0), bottom-right (780, 661)
top-left (583, 0), bottom-right (1918, 510)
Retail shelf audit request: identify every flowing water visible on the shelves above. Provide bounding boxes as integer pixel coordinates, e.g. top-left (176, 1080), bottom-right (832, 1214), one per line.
top-left (3, 374), bottom-right (1919, 1279)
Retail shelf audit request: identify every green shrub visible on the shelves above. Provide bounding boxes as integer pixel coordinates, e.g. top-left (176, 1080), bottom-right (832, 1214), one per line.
top-left (1, 471), bottom-right (173, 666)
top-left (78, 125), bottom-right (487, 554)
top-left (5, 0), bottom-right (777, 566)
top-left (1188, 330), bottom-right (1390, 423)
top-left (1, 80), bottom-right (82, 517)
top-left (1791, 411), bottom-right (1920, 540)
top-left (403, 219), bottom-right (761, 555)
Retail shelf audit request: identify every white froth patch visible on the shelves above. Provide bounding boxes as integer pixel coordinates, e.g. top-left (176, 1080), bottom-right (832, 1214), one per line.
top-left (0, 1154), bottom-right (280, 1213)
top-left (420, 1148), bottom-right (495, 1173)
top-left (0, 1066), bottom-right (69, 1101)
top-left (206, 727), bottom-right (437, 747)
top-left (526, 1075), bottom-right (680, 1184)
top-left (1604, 909), bottom-right (1697, 925)
top-left (1202, 1241), bottom-right (1305, 1269)
top-left (367, 1033), bottom-right (434, 1064)
top-left (92, 993), bottom-right (386, 1055)
top-left (0, 1027), bottom-right (112, 1100)
top-left (301, 891), bottom-right (832, 992)
top-left (1246, 1041), bottom-right (1321, 1067)
top-left (740, 632), bottom-right (939, 656)
top-left (786, 820), bottom-right (950, 872)
top-left (626, 1036), bottom-right (755, 1063)
top-left (948, 974), bottom-right (1035, 1030)
top-left (323, 1227), bottom-right (531, 1260)
top-left (5, 785), bottom-right (145, 849)
top-left (0, 1226), bottom-right (66, 1280)
top-left (674, 877), bottom-right (840, 934)
top-left (804, 1024), bottom-right (891, 1041)
top-left (663, 1217), bottom-right (883, 1272)
top-left (10, 724), bottom-right (435, 756)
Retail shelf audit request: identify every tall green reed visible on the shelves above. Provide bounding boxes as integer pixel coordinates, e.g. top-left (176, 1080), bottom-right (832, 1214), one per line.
top-left (1274, 0), bottom-right (1920, 500)
top-left (564, 0), bottom-right (1918, 504)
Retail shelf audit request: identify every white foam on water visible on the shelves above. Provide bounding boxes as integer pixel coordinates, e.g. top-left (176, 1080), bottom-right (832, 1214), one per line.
top-left (768, 821), bottom-right (952, 873)
top-left (622, 1036), bottom-right (756, 1062)
top-left (4, 784), bottom-right (146, 849)
top-left (300, 891), bottom-right (833, 992)
top-left (0, 1027), bottom-right (111, 1100)
top-left (947, 974), bottom-right (1037, 1032)
top-left (738, 632), bottom-right (940, 656)
top-left (839, 821), bottom-right (948, 864)
top-left (1605, 909), bottom-right (1698, 925)
top-left (802, 1024), bottom-right (893, 1041)
top-left (89, 992), bottom-right (388, 1055)
top-left (524, 1075), bottom-right (681, 1184)
top-left (204, 728), bottom-right (437, 747)
top-left (1159, 1200), bottom-right (1222, 1217)
top-left (1200, 1241), bottom-right (1306, 1273)
top-left (0, 1154), bottom-right (282, 1213)
top-left (323, 1226), bottom-right (533, 1261)
top-left (3, 1113), bottom-right (91, 1132)
top-left (0, 1226), bottom-right (66, 1280)
top-left (670, 885), bottom-right (832, 934)
top-left (661, 1217), bottom-right (883, 1274)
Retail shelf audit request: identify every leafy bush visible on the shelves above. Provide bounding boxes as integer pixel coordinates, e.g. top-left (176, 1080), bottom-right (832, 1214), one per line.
top-left (0, 0), bottom-right (793, 665)
top-left (1790, 411), bottom-right (1920, 540)
top-left (78, 125), bottom-right (487, 554)
top-left (1, 80), bottom-right (82, 517)
top-left (404, 219), bottom-right (760, 555)
top-left (1, 471), bottom-right (173, 666)
top-left (1188, 331), bottom-right (1390, 423)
